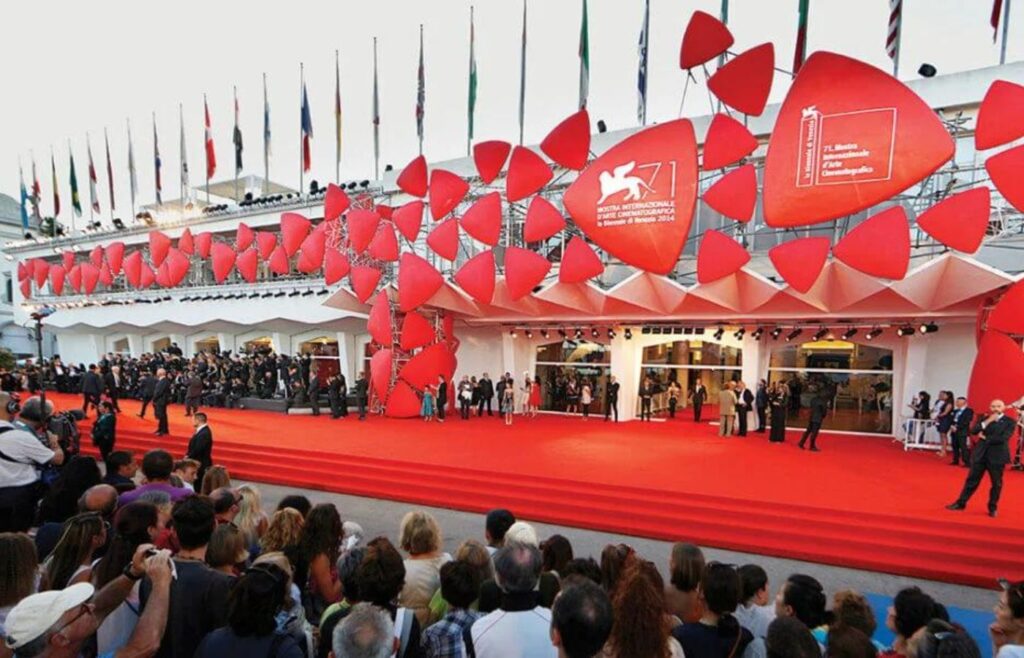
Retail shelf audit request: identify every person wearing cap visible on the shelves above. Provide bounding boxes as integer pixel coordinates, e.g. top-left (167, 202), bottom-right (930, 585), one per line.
top-left (992, 579), bottom-right (1024, 657)
top-left (3, 546), bottom-right (172, 658)
top-left (0, 395), bottom-right (65, 533)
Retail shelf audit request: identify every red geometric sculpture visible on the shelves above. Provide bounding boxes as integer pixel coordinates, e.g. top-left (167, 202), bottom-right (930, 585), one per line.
top-left (702, 164), bottom-right (758, 222)
top-left (460, 192), bottom-right (502, 246)
top-left (540, 110), bottom-right (591, 170)
top-left (49, 265), bottom-right (65, 296)
top-left (324, 249), bottom-right (351, 285)
top-left (106, 242), bottom-right (125, 276)
top-left (975, 80), bottom-right (1024, 151)
top-left (211, 243), bottom-right (237, 283)
top-left (236, 223), bottom-right (255, 252)
top-left (149, 230), bottom-right (171, 267)
top-left (506, 147), bottom-right (553, 203)
top-left (280, 212), bottom-right (312, 257)
top-left (89, 246), bottom-right (104, 268)
top-left (398, 343), bottom-right (454, 390)
top-left (707, 43), bottom-right (774, 116)
top-left (155, 263), bottom-right (171, 289)
top-left (178, 229), bottom-right (194, 256)
top-left (297, 229), bottom-right (327, 273)
top-left (68, 265), bottom-right (83, 293)
top-left (563, 119), bottom-right (698, 275)
top-left (370, 348), bottom-right (393, 400)
top-left (384, 380), bottom-right (421, 418)
top-left (915, 187), bottom-right (991, 254)
top-left (16, 262), bottom-right (28, 282)
top-left (236, 248), bottom-right (259, 283)
top-left (473, 140), bottom-right (512, 184)
top-left (268, 245), bottom-right (290, 275)
top-left (342, 208), bottom-right (377, 254)
top-left (427, 219), bottom-right (460, 261)
top-left (350, 265), bottom-right (382, 303)
top-left (560, 237), bottom-right (604, 284)
top-left (19, 279), bottom-right (30, 299)
top-left (398, 253), bottom-right (444, 312)
top-left (763, 52), bottom-right (955, 228)
top-left (324, 183), bottom-right (352, 221)
top-left (123, 251), bottom-right (142, 288)
top-left (504, 247), bottom-right (552, 300)
top-left (453, 249), bottom-right (496, 304)
top-left (392, 200), bottom-right (425, 242)
top-left (400, 311), bottom-right (436, 351)
top-left (367, 224), bottom-right (400, 262)
top-left (679, 10), bottom-right (734, 70)
top-left (256, 231), bottom-right (278, 260)
top-left (81, 262), bottom-right (101, 295)
top-left (524, 196), bottom-right (566, 243)
top-left (139, 263), bottom-right (155, 289)
top-left (703, 113), bottom-right (758, 170)
top-left (831, 206), bottom-right (910, 280)
top-left (967, 331), bottom-right (1024, 410)
top-left (97, 260), bottom-right (112, 287)
top-left (367, 291), bottom-right (393, 346)
top-left (397, 155), bottom-right (428, 198)
top-left (697, 230), bottom-right (750, 284)
top-left (987, 280), bottom-right (1024, 335)
top-left (163, 248), bottom-right (189, 287)
top-left (195, 232), bottom-right (213, 259)
top-left (376, 204), bottom-right (394, 220)
top-left (769, 237), bottom-right (831, 293)
top-left (986, 144), bottom-right (1024, 213)
top-left (61, 252), bottom-right (75, 272)
top-left (428, 169), bottom-right (469, 221)
top-left (32, 260), bottom-right (50, 289)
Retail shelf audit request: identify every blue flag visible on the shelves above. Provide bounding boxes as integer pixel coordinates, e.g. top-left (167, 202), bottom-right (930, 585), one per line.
top-left (18, 165), bottom-right (29, 231)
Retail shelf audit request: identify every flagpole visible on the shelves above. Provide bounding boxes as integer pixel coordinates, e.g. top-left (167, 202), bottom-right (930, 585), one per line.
top-left (263, 73), bottom-right (270, 195)
top-left (373, 38), bottom-right (380, 181)
top-left (335, 49), bottom-right (341, 185)
top-left (467, 5), bottom-right (475, 157)
top-left (86, 133), bottom-right (94, 229)
top-left (891, 0), bottom-right (901, 79)
top-left (418, 24), bottom-right (424, 157)
top-left (203, 94), bottom-right (210, 204)
top-left (519, 0), bottom-right (527, 146)
top-left (127, 119), bottom-right (136, 220)
top-left (179, 103), bottom-right (184, 206)
top-left (233, 86), bottom-right (239, 204)
top-left (718, 0), bottom-right (729, 68)
top-left (67, 139), bottom-right (75, 235)
top-left (1001, 0), bottom-right (1012, 64)
top-left (299, 63), bottom-right (305, 197)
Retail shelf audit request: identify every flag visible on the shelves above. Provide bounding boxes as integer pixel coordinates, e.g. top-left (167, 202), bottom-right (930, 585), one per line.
top-left (233, 88), bottom-right (243, 175)
top-left (18, 164), bottom-right (29, 231)
top-left (153, 116), bottom-right (162, 205)
top-left (518, 0), bottom-right (527, 145)
top-left (264, 73), bottom-right (272, 160)
top-left (416, 25), bottom-right (426, 153)
top-left (87, 137), bottom-right (100, 213)
top-left (992, 0), bottom-right (1004, 41)
top-left (51, 151), bottom-right (60, 217)
top-left (205, 96), bottom-right (217, 180)
top-left (718, 0), bottom-right (729, 67)
top-left (793, 0), bottom-right (810, 74)
top-left (301, 80), bottom-right (313, 173)
top-left (637, 0), bottom-right (650, 125)
top-left (180, 105), bottom-right (190, 200)
top-left (69, 147), bottom-right (82, 217)
top-left (127, 122), bottom-right (138, 207)
top-left (335, 51), bottom-right (342, 172)
top-left (467, 6), bottom-right (477, 151)
top-left (104, 129), bottom-right (115, 212)
top-left (578, 0), bottom-right (590, 110)
top-left (30, 156), bottom-right (41, 219)
top-left (372, 40), bottom-right (380, 177)
top-left (886, 0), bottom-right (902, 60)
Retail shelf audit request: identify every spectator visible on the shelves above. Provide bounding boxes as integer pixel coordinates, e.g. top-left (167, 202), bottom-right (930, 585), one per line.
top-left (0, 533), bottom-right (38, 639)
top-left (137, 491), bottom-right (175, 552)
top-left (117, 450), bottom-right (191, 506)
top-left (479, 523), bottom-right (560, 613)
top-left (330, 603), bottom-right (395, 658)
top-left (278, 495), bottom-right (313, 519)
top-left (103, 452), bottom-right (138, 493)
top-left (467, 541), bottom-right (556, 657)
top-left (666, 543), bottom-right (706, 624)
top-left (398, 511), bottom-right (451, 627)
top-left (606, 559), bottom-right (685, 658)
top-left (91, 400), bottom-right (117, 462)
top-left (541, 535), bottom-right (574, 579)
top-left (906, 619), bottom-right (980, 658)
top-left (880, 587), bottom-right (943, 657)
top-left (318, 548), bottom-right (368, 658)
top-left (211, 487), bottom-right (242, 525)
top-left (39, 512), bottom-right (109, 591)
top-left (550, 581), bottom-right (613, 658)
top-left (251, 551), bottom-right (311, 655)
top-left (421, 561), bottom-right (483, 658)
top-left (775, 574), bottom-right (829, 642)
top-left (561, 558), bottom-right (603, 588)
top-left (815, 590), bottom-right (885, 652)
top-left (826, 625), bottom-right (878, 658)
top-left (200, 466), bottom-right (231, 496)
top-left (235, 484), bottom-right (269, 555)
top-left (37, 456), bottom-right (102, 525)
top-left (736, 564), bottom-right (775, 639)
top-left (297, 504), bottom-right (344, 622)
top-left (0, 394), bottom-right (64, 532)
top-left (171, 460), bottom-right (199, 493)
top-left (672, 562), bottom-right (757, 658)
top-left (484, 509), bottom-right (516, 556)
top-left (991, 579), bottom-right (1024, 655)
top-left (600, 544), bottom-right (634, 596)
top-left (427, 540), bottom-right (492, 622)
top-left (261, 508), bottom-right (305, 563)
top-left (766, 617), bottom-right (822, 658)
top-left (207, 523), bottom-right (249, 576)
top-left (140, 495), bottom-right (233, 658)
top-left (354, 537), bottom-right (423, 658)
top-left (194, 563), bottom-right (304, 658)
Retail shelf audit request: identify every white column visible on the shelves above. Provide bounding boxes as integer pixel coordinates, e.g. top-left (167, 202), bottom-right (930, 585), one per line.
top-left (218, 333), bottom-right (237, 355)
top-left (337, 331), bottom-right (355, 382)
top-left (272, 332), bottom-right (292, 356)
top-left (611, 328), bottom-right (640, 421)
top-left (501, 331), bottom-right (517, 378)
top-left (169, 333), bottom-right (187, 354)
top-left (741, 334), bottom-right (762, 386)
top-left (126, 333), bottom-right (145, 356)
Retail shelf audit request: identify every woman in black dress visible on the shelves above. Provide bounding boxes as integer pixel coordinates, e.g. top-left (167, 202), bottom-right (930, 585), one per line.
top-left (769, 382), bottom-right (788, 443)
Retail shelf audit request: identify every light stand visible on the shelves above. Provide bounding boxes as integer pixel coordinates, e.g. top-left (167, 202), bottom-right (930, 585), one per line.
top-left (30, 307), bottom-right (55, 418)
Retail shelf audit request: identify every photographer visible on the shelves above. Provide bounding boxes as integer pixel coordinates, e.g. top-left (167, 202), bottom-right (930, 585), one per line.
top-left (0, 394), bottom-right (65, 532)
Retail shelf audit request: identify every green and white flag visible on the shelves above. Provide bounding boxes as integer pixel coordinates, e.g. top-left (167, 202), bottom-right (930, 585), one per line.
top-left (467, 6), bottom-right (477, 154)
top-left (579, 0), bottom-right (589, 110)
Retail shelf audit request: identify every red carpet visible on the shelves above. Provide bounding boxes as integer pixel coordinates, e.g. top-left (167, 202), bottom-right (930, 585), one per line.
top-left (65, 393), bottom-right (1022, 589)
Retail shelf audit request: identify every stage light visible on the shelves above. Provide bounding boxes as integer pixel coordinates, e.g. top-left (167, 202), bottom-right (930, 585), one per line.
top-left (770, 327), bottom-right (783, 340)
top-left (641, 326), bottom-right (652, 335)
top-left (574, 327), bottom-right (584, 339)
top-left (694, 328), bottom-right (705, 336)
top-left (651, 326), bottom-right (663, 335)
top-left (591, 327), bottom-right (599, 338)
top-left (673, 327), bottom-right (683, 334)
top-left (624, 328), bottom-right (632, 340)
top-left (897, 325), bottom-right (916, 337)
top-left (597, 120), bottom-right (607, 133)
top-left (558, 328), bottom-right (567, 338)
top-left (919, 322), bottom-right (938, 334)
top-left (918, 63), bottom-right (937, 78)
top-left (607, 328), bottom-right (616, 339)
top-left (713, 327), bottom-right (724, 341)
top-left (751, 327), bottom-right (764, 340)
top-left (384, 164), bottom-right (394, 173)
top-left (813, 327), bottom-right (829, 341)
top-left (524, 329), bottom-right (533, 339)
top-left (865, 327), bottom-right (883, 340)
top-left (786, 328), bottom-right (803, 342)
top-left (112, 218), bottom-right (125, 230)
top-left (733, 328), bottom-right (745, 340)
top-left (510, 329), bottom-right (517, 338)
top-left (540, 329), bottom-right (549, 339)
top-left (841, 327), bottom-right (858, 340)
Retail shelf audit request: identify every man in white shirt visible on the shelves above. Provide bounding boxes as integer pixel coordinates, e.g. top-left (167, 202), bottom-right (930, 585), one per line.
top-left (0, 394), bottom-right (65, 532)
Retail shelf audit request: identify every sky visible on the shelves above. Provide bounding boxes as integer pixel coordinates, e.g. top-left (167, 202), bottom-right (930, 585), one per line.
top-left (1, 0), bottom-right (1019, 223)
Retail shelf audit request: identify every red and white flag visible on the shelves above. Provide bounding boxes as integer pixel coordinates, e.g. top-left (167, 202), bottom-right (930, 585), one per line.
top-left (991, 0), bottom-right (1004, 42)
top-left (886, 0), bottom-right (902, 60)
top-left (87, 136), bottom-right (100, 213)
top-left (204, 95), bottom-right (217, 180)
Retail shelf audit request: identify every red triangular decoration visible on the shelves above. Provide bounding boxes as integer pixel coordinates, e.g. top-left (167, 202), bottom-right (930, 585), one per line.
top-left (696, 230), bottom-right (750, 284)
top-left (460, 192), bottom-right (502, 246)
top-left (540, 110), bottom-right (591, 170)
top-left (473, 141), bottom-right (512, 184)
top-left (768, 237), bottom-right (831, 293)
top-left (506, 147), bottom-right (553, 202)
top-left (702, 164), bottom-right (758, 222)
top-left (397, 155), bottom-right (429, 197)
top-left (707, 43), bottom-right (774, 116)
top-left (453, 249), bottom-right (496, 304)
top-left (559, 237), bottom-right (604, 284)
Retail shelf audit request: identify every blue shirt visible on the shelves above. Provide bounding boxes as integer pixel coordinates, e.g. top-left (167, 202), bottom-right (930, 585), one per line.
top-left (422, 608), bottom-right (482, 658)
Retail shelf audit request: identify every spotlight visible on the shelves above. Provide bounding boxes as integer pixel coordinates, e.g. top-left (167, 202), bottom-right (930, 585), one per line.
top-left (510, 328), bottom-right (518, 338)
top-left (751, 327), bottom-right (764, 340)
top-left (540, 329), bottom-right (549, 339)
top-left (918, 322), bottom-right (938, 334)
top-left (713, 327), bottom-right (724, 341)
top-left (624, 328), bottom-right (632, 340)
top-left (347, 182), bottom-right (358, 190)
top-left (591, 327), bottom-right (599, 338)
top-left (865, 327), bottom-right (883, 340)
top-left (841, 327), bottom-right (858, 340)
top-left (651, 327), bottom-right (663, 335)
top-left (558, 328), bottom-right (567, 338)
top-left (574, 327), bottom-right (583, 339)
top-left (673, 326), bottom-right (683, 335)
top-left (641, 326), bottom-right (652, 335)
top-left (596, 119), bottom-right (607, 133)
top-left (112, 218), bottom-right (125, 230)
top-left (918, 63), bottom-right (937, 78)
top-left (813, 327), bottom-right (829, 341)
top-left (733, 328), bottom-right (745, 340)
top-left (607, 328), bottom-right (616, 339)
top-left (384, 164), bottom-right (394, 173)
top-left (524, 329), bottom-right (533, 339)
top-left (770, 327), bottom-right (783, 340)
top-left (897, 325), bottom-right (916, 337)
top-left (786, 328), bottom-right (803, 342)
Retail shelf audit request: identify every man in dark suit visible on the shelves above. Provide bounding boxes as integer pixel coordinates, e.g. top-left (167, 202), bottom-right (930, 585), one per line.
top-left (81, 364), bottom-right (103, 417)
top-left (604, 375), bottom-right (620, 422)
top-left (478, 373), bottom-right (495, 417)
top-left (184, 369), bottom-right (204, 417)
top-left (947, 399), bottom-right (1016, 517)
top-left (638, 376), bottom-right (655, 422)
top-left (152, 368), bottom-right (171, 436)
top-left (102, 366), bottom-right (122, 413)
top-left (689, 379), bottom-right (707, 423)
top-left (308, 368), bottom-right (321, 416)
top-left (354, 371), bottom-right (368, 421)
top-left (950, 397), bottom-right (974, 467)
top-left (736, 381), bottom-right (755, 437)
top-left (798, 391), bottom-right (828, 451)
top-left (436, 376), bottom-right (448, 422)
top-left (137, 371), bottom-right (156, 418)
top-left (327, 373), bottom-right (347, 419)
top-left (186, 412), bottom-right (213, 488)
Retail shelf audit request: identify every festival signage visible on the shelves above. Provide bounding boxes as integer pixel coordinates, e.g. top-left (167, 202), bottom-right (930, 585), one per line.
top-left (763, 52), bottom-right (954, 228)
top-left (563, 119), bottom-right (698, 275)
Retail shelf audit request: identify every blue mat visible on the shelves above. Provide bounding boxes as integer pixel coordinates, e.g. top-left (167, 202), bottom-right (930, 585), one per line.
top-left (864, 592), bottom-right (992, 655)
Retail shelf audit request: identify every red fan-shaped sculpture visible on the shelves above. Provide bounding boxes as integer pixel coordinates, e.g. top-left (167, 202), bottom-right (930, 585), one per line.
top-left (139, 262), bottom-right (156, 289)
top-left (19, 278), bottom-right (30, 299)
top-left (703, 114), bottom-right (758, 170)
top-left (350, 265), bottom-right (382, 303)
top-left (400, 311), bottom-right (436, 351)
top-left (89, 246), bottom-right (104, 268)
top-left (32, 260), bottom-right (50, 289)
top-left (707, 43), bottom-right (774, 116)
top-left (297, 229), bottom-right (327, 273)
top-left (367, 224), bottom-right (400, 262)
top-left (256, 231), bottom-right (278, 261)
top-left (392, 200), bottom-right (425, 242)
top-left (702, 164), bottom-right (758, 222)
top-left (454, 249), bottom-right (496, 304)
top-left (696, 230), bottom-right (750, 284)
top-left (460, 192), bottom-right (502, 246)
top-left (540, 110), bottom-right (591, 170)
top-left (268, 245), bottom-right (290, 276)
top-left (427, 218), bottom-right (460, 261)
top-left (149, 230), bottom-right (172, 267)
top-left (428, 169), bottom-right (469, 221)
top-left (769, 237), bottom-right (831, 293)
top-left (384, 381), bottom-right (422, 418)
top-left (398, 343), bottom-right (454, 390)
top-left (370, 348), bottom-right (393, 400)
top-left (506, 147), bottom-right (553, 203)
top-left (49, 265), bottom-right (66, 296)
top-left (988, 280), bottom-right (1024, 335)
top-left (367, 290), bottom-right (393, 347)
top-left (123, 251), bottom-right (142, 288)
top-left (504, 246), bottom-right (552, 300)
top-left (98, 261), bottom-right (113, 288)
top-left (106, 242), bottom-right (126, 276)
top-left (81, 262), bottom-right (101, 295)
top-left (679, 10), bottom-right (734, 70)
top-left (195, 232), bottom-right (213, 259)
top-left (831, 206), bottom-right (910, 280)
top-left (524, 196), bottom-right (566, 243)
top-left (281, 212), bottom-right (312, 257)
top-left (559, 237), bottom-right (604, 284)
top-left (324, 249), bottom-right (351, 285)
top-left (397, 155), bottom-right (428, 197)
top-left (915, 187), bottom-right (990, 254)
top-left (68, 265), bottom-right (83, 293)
top-left (164, 248), bottom-right (190, 287)
top-left (211, 243), bottom-right (237, 283)
top-left (986, 144), bottom-right (1024, 213)
top-left (236, 223), bottom-right (255, 251)
top-left (473, 141), bottom-right (512, 184)
top-left (61, 252), bottom-right (75, 272)
top-left (967, 331), bottom-right (1024, 410)
top-left (975, 80), bottom-right (1024, 151)
top-left (347, 209), bottom-right (380, 255)
top-left (178, 228), bottom-right (194, 256)
top-left (236, 248), bottom-right (259, 283)
top-left (324, 183), bottom-right (352, 221)
top-left (398, 253), bottom-right (444, 312)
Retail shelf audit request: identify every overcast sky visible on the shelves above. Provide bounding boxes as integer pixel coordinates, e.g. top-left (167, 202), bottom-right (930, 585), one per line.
top-left (2, 0), bottom-right (1019, 219)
